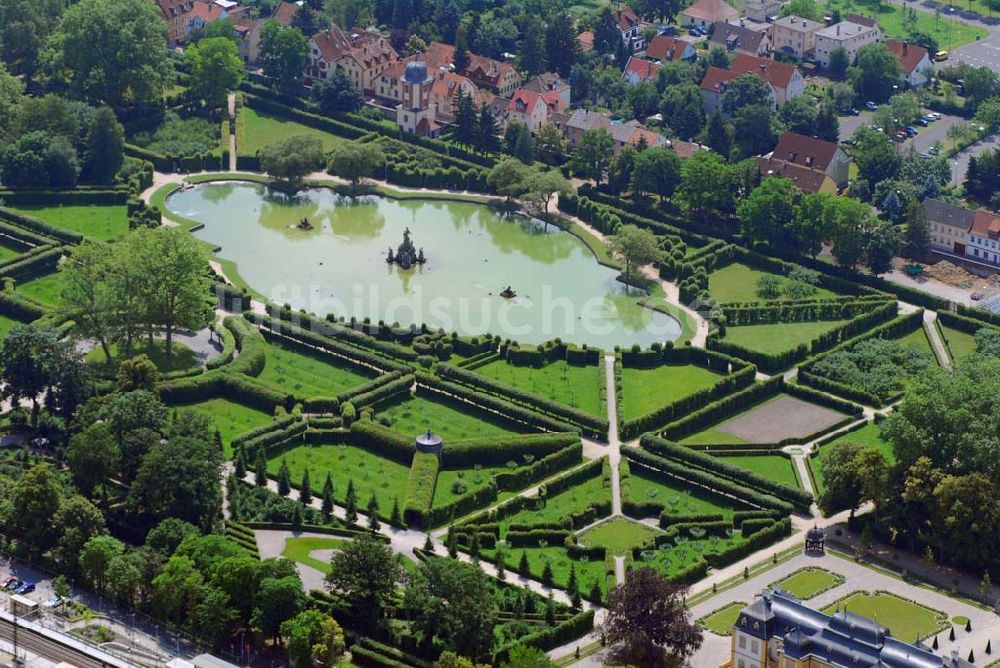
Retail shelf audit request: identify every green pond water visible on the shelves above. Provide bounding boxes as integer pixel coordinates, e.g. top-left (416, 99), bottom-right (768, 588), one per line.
top-left (166, 182), bottom-right (681, 347)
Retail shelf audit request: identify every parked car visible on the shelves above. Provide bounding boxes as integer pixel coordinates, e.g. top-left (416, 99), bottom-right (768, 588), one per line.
top-left (928, 146), bottom-right (941, 155)
top-left (916, 117), bottom-right (929, 126)
top-left (866, 101), bottom-right (879, 111)
top-left (841, 138), bottom-right (857, 146)
top-left (15, 582), bottom-right (35, 595)
top-left (5, 579), bottom-right (23, 591)
top-left (894, 131), bottom-right (907, 142)
top-left (847, 107), bottom-right (859, 116)
top-left (688, 27), bottom-right (700, 35)
top-left (919, 152), bottom-right (932, 159)
top-left (44, 595), bottom-right (64, 608)
top-left (935, 50), bottom-right (949, 61)
top-left (928, 112), bottom-right (941, 120)
top-left (906, 126), bottom-right (918, 137)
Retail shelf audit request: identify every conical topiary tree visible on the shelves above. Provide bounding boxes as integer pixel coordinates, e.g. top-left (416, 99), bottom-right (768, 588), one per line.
top-left (967, 619), bottom-right (973, 633)
top-left (345, 479), bottom-right (357, 524)
top-left (321, 473), bottom-right (334, 517)
top-left (542, 560), bottom-right (554, 587)
top-left (968, 649), bottom-right (975, 663)
top-left (367, 494), bottom-right (379, 531)
top-left (234, 444), bottom-right (246, 479)
top-left (299, 469), bottom-right (311, 505)
top-left (519, 550), bottom-right (530, 577)
top-left (932, 635), bottom-right (939, 650)
top-left (496, 551), bottom-right (506, 580)
top-left (423, 533), bottom-right (434, 553)
top-left (950, 627), bottom-right (956, 642)
top-left (986, 639), bottom-right (992, 655)
top-left (590, 580), bottom-right (602, 605)
top-left (277, 458), bottom-right (291, 496)
top-left (255, 449), bottom-right (267, 487)
top-left (389, 497), bottom-right (401, 525)
top-left (447, 526), bottom-right (458, 558)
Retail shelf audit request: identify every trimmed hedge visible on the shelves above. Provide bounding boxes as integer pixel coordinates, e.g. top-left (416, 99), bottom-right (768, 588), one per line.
top-left (415, 371), bottom-right (574, 434)
top-left (347, 420), bottom-right (417, 464)
top-left (435, 363), bottom-right (608, 439)
top-left (0, 291), bottom-right (46, 322)
top-left (402, 451), bottom-right (438, 526)
top-left (0, 247), bottom-right (64, 282)
top-left (0, 189), bottom-right (127, 208)
top-left (493, 610), bottom-right (595, 663)
top-left (640, 434), bottom-right (811, 510)
top-left (623, 446), bottom-right (793, 514)
top-left (348, 373), bottom-right (414, 409)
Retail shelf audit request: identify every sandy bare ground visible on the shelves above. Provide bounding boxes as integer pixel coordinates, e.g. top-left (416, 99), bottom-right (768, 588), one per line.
top-left (717, 395), bottom-right (846, 443)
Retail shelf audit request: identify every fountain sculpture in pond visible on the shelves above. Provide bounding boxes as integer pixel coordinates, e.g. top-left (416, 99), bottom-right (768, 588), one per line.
top-left (386, 227), bottom-right (426, 269)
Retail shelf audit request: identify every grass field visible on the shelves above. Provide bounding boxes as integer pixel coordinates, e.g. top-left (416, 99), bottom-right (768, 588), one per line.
top-left (15, 271), bottom-right (67, 308)
top-left (897, 327), bottom-right (939, 366)
top-left (698, 602), bottom-right (747, 635)
top-left (821, 591), bottom-right (947, 642)
top-left (268, 444), bottom-right (411, 517)
top-left (239, 107), bottom-right (347, 155)
top-left (258, 340), bottom-right (375, 398)
top-left (715, 454), bottom-right (800, 489)
top-left (172, 397), bottom-right (273, 457)
top-left (577, 517), bottom-right (660, 553)
top-left (85, 339), bottom-right (199, 373)
top-left (378, 393), bottom-right (522, 440)
top-left (473, 359), bottom-right (605, 417)
top-left (723, 320), bottom-right (850, 355)
top-left (681, 428), bottom-right (748, 445)
top-left (500, 473), bottom-right (609, 530)
top-left (708, 263), bottom-right (835, 303)
top-left (626, 466), bottom-right (744, 519)
top-left (619, 364), bottom-right (723, 421)
top-left (281, 536), bottom-right (351, 574)
top-left (0, 240), bottom-right (24, 262)
top-left (16, 205), bottom-right (129, 242)
top-left (771, 567), bottom-right (844, 600)
top-left (811, 421), bottom-right (894, 496)
top-left (826, 0), bottom-right (986, 50)
top-left (940, 324), bottom-right (978, 362)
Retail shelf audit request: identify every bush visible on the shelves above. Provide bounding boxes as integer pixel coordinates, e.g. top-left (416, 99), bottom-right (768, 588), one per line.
top-left (402, 451), bottom-right (439, 525)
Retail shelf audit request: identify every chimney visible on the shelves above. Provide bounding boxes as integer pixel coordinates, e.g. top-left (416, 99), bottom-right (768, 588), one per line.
top-left (759, 63), bottom-right (766, 71)
top-left (903, 41), bottom-right (908, 54)
top-left (836, 24), bottom-right (840, 35)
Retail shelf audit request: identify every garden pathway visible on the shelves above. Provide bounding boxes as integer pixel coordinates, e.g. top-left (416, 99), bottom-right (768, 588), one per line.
top-left (923, 310), bottom-right (952, 368)
top-left (604, 354), bottom-right (622, 517)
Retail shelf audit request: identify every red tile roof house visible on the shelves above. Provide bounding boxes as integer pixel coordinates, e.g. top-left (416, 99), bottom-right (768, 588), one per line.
top-left (621, 57), bottom-right (659, 85)
top-left (700, 52), bottom-right (805, 114)
top-left (680, 0), bottom-right (739, 29)
top-left (609, 120), bottom-right (669, 153)
top-left (644, 35), bottom-right (696, 62)
top-left (885, 39), bottom-right (932, 88)
top-left (966, 209), bottom-right (1000, 267)
top-left (522, 73), bottom-right (572, 109)
top-left (233, 1), bottom-right (298, 66)
top-left (307, 25), bottom-right (398, 95)
top-left (758, 130), bottom-right (852, 190)
top-left (501, 89), bottom-right (564, 133)
top-left (709, 20), bottom-right (772, 58)
top-left (614, 6), bottom-right (646, 51)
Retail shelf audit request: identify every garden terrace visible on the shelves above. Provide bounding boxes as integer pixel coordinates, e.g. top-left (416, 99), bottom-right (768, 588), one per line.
top-left (375, 392), bottom-right (526, 440)
top-left (616, 346), bottom-right (755, 440)
top-left (770, 567), bottom-right (844, 600)
top-left (708, 262), bottom-right (838, 303)
top-left (12, 204), bottom-right (129, 242)
top-left (256, 336), bottom-right (378, 401)
top-left (620, 457), bottom-right (752, 523)
top-left (820, 591), bottom-right (949, 643)
top-left (798, 310), bottom-right (932, 407)
top-left (936, 310), bottom-right (998, 363)
top-left (711, 454), bottom-right (802, 490)
top-left (170, 397), bottom-right (274, 457)
top-left (698, 602), bottom-right (747, 636)
top-left (463, 356), bottom-right (604, 418)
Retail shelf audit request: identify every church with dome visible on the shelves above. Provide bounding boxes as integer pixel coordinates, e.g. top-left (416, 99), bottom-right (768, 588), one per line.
top-left (395, 60), bottom-right (440, 138)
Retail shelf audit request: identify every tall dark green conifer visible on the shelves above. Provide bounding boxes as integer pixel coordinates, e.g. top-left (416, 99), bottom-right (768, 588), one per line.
top-left (321, 473), bottom-right (334, 517)
top-left (299, 469), bottom-right (311, 505)
top-left (255, 449), bottom-right (267, 486)
top-left (345, 479), bottom-right (357, 524)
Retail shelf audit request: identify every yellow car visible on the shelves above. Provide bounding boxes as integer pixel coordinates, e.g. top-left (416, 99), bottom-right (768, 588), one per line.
top-left (934, 50), bottom-right (949, 62)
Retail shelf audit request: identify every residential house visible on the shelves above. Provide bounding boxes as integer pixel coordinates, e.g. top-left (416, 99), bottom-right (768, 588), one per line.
top-left (731, 590), bottom-right (972, 668)
top-left (307, 25), bottom-right (398, 94)
top-left (664, 138), bottom-right (706, 158)
top-left (846, 12), bottom-right (884, 40)
top-left (614, 6), bottom-right (646, 51)
top-left (771, 15), bottom-right (823, 59)
top-left (396, 61), bottom-right (439, 137)
top-left (709, 21), bottom-right (772, 57)
top-left (233, 1), bottom-right (297, 65)
top-left (183, 1), bottom-right (238, 40)
top-left (609, 120), bottom-right (669, 153)
top-left (700, 52), bottom-right (805, 113)
top-left (745, 0), bottom-right (784, 22)
top-left (562, 109), bottom-right (611, 148)
top-left (886, 39), bottom-right (932, 87)
top-left (621, 57), bottom-right (659, 85)
top-left (680, 0), bottom-right (739, 28)
top-left (814, 18), bottom-right (882, 68)
top-left (577, 31), bottom-right (595, 52)
top-left (522, 73), bottom-right (572, 109)
top-left (156, 0), bottom-right (199, 46)
top-left (924, 198), bottom-right (975, 255)
top-left (756, 157), bottom-right (838, 193)
top-left (644, 34), bottom-right (696, 62)
top-left (429, 71), bottom-right (482, 122)
top-left (766, 131), bottom-right (851, 187)
top-left (967, 209), bottom-right (1000, 266)
top-left (502, 88), bottom-right (564, 133)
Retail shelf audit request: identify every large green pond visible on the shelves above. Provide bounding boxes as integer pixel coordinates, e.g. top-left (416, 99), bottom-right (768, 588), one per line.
top-left (166, 182), bottom-right (680, 347)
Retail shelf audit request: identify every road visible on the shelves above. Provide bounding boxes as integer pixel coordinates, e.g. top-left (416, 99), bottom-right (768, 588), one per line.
top-left (949, 130), bottom-right (999, 185)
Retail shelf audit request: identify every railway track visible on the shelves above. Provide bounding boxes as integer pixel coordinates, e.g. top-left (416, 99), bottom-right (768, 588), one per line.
top-left (0, 615), bottom-right (135, 668)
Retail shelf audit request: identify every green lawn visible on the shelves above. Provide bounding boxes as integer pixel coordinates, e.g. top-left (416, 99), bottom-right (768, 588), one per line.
top-left (625, 466), bottom-right (744, 519)
top-left (698, 602), bottom-right (747, 636)
top-left (172, 397), bottom-right (273, 457)
top-left (239, 107), bottom-right (347, 155)
top-left (86, 339), bottom-right (199, 374)
top-left (940, 324), bottom-right (979, 362)
top-left (723, 320), bottom-right (850, 355)
top-left (0, 240), bottom-right (25, 262)
top-left (821, 591), bottom-right (947, 643)
top-left (0, 314), bottom-right (28, 342)
top-left (619, 364), bottom-right (723, 421)
top-left (14, 271), bottom-right (67, 308)
top-left (715, 454), bottom-right (800, 489)
top-left (16, 205), bottom-right (129, 241)
top-left (482, 544), bottom-right (614, 599)
top-left (473, 359), bottom-right (605, 417)
top-left (281, 536), bottom-right (351, 574)
top-left (258, 340), bottom-right (375, 399)
top-left (577, 517), bottom-right (661, 553)
top-left (771, 567), bottom-right (844, 600)
top-left (500, 474), bottom-right (609, 530)
top-left (897, 327), bottom-right (939, 366)
top-left (268, 444), bottom-right (411, 518)
top-left (435, 465), bottom-right (524, 507)
top-left (680, 428), bottom-right (747, 446)
top-left (637, 531), bottom-right (749, 578)
top-left (827, 0), bottom-right (987, 50)
top-left (378, 394), bottom-right (523, 440)
top-left (811, 421), bottom-right (894, 496)
top-left (708, 263), bottom-right (835, 303)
